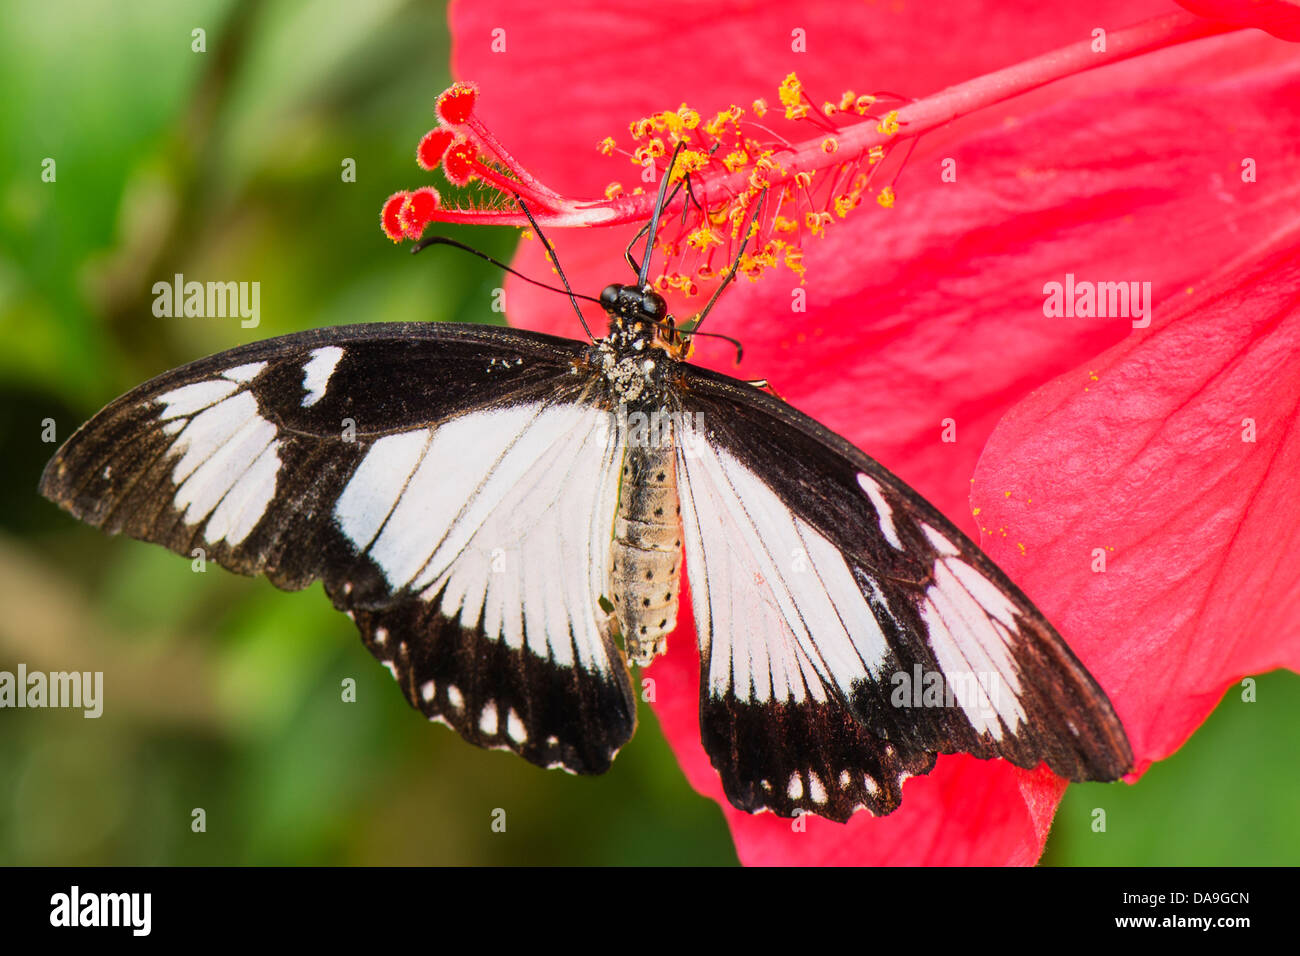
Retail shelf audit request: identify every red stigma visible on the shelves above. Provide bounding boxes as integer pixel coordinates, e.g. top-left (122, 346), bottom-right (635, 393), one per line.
top-left (442, 138), bottom-right (478, 186)
top-left (436, 82), bottom-right (478, 125)
top-left (381, 191), bottom-right (411, 242)
top-left (417, 128), bottom-right (455, 171)
top-left (398, 186), bottom-right (441, 239)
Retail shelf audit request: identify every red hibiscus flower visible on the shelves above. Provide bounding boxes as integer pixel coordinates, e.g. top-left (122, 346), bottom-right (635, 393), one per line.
top-left (384, 0), bottom-right (1300, 864)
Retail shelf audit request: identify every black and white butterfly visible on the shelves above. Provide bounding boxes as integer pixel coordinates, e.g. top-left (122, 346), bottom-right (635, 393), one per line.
top-left (40, 186), bottom-right (1132, 823)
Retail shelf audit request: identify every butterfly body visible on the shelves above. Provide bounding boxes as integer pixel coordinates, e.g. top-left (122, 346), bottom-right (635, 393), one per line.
top-left (592, 282), bottom-right (692, 666)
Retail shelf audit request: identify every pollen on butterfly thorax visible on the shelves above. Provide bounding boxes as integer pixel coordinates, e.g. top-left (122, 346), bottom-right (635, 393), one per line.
top-left (587, 280), bottom-right (693, 404)
top-left (593, 334), bottom-right (679, 404)
top-left (381, 74), bottom-right (914, 298)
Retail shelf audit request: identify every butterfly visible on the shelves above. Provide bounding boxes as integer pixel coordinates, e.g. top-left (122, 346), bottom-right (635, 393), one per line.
top-left (40, 174), bottom-right (1133, 823)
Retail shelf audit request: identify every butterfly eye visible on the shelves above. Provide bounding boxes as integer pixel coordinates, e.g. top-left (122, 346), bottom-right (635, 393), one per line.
top-left (599, 284), bottom-right (622, 311)
top-left (642, 292), bottom-right (667, 320)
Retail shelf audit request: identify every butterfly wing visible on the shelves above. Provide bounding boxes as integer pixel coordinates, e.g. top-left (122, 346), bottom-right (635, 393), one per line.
top-left (672, 365), bottom-right (1133, 821)
top-left (41, 322), bottom-right (635, 773)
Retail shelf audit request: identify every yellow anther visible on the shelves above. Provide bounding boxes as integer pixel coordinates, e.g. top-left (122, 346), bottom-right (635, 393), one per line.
top-left (778, 72), bottom-right (808, 120)
top-left (674, 149), bottom-right (710, 181)
top-left (722, 149), bottom-right (749, 172)
top-left (876, 110), bottom-right (900, 135)
top-left (778, 72), bottom-right (802, 108)
top-left (804, 210), bottom-right (832, 235)
top-left (598, 136), bottom-right (617, 156)
top-left (876, 186), bottom-right (896, 208)
top-left (686, 228), bottom-right (724, 251)
top-left (704, 105), bottom-right (744, 137)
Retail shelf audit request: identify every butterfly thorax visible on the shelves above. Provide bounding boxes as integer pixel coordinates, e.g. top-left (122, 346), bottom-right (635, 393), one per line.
top-left (595, 282), bottom-right (688, 666)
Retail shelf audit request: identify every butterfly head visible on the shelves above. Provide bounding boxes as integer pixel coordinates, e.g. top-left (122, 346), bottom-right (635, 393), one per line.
top-left (599, 283), bottom-right (689, 359)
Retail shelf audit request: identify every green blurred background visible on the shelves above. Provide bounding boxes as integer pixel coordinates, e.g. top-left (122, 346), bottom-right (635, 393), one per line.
top-left (1, 0), bottom-right (1296, 865)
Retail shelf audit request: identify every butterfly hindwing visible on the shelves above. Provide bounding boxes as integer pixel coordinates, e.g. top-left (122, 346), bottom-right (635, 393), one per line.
top-left (355, 601), bottom-right (634, 774)
top-left (339, 396), bottom-right (635, 772)
top-left (673, 365), bottom-right (1133, 820)
top-left (40, 322), bottom-right (636, 773)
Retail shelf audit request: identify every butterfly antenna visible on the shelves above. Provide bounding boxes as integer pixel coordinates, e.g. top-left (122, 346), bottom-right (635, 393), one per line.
top-left (410, 235), bottom-right (603, 306)
top-left (636, 141), bottom-right (686, 289)
top-left (514, 196), bottom-right (597, 342)
top-left (624, 142), bottom-right (718, 276)
top-left (624, 178), bottom-right (679, 276)
top-left (689, 188), bottom-right (770, 335)
top-left (676, 327), bottom-right (745, 364)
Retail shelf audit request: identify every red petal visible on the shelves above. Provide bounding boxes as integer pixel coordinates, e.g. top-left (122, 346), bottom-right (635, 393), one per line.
top-left (445, 2), bottom-right (1300, 863)
top-left (972, 230), bottom-right (1300, 775)
top-left (450, 0), bottom-right (1198, 195)
top-left (1177, 0), bottom-right (1300, 41)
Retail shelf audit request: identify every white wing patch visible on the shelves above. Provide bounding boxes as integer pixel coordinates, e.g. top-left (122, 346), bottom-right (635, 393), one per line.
top-left (154, 376), bottom-right (281, 546)
top-left (677, 419), bottom-right (891, 706)
top-left (334, 403), bottom-right (623, 675)
top-left (921, 522), bottom-right (959, 556)
top-left (222, 362), bottom-right (267, 384)
top-left (856, 473), bottom-right (903, 550)
top-left (335, 429), bottom-right (429, 550)
top-left (301, 346), bottom-right (344, 407)
top-left (919, 555), bottom-right (1027, 739)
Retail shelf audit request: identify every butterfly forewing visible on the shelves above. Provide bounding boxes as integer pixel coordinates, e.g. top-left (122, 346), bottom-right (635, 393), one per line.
top-left (672, 366), bottom-right (1133, 820)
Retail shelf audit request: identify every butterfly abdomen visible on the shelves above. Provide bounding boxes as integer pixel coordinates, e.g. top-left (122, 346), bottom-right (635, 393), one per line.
top-left (610, 426), bottom-right (682, 667)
